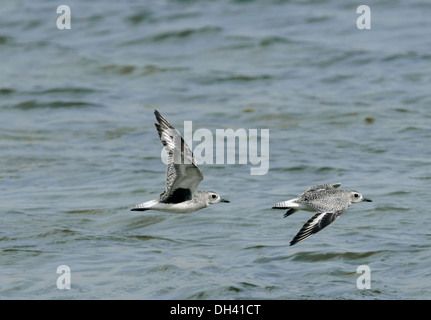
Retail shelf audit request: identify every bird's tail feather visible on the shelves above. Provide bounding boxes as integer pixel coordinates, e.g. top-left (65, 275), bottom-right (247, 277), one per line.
top-left (283, 208), bottom-right (297, 218)
top-left (130, 206), bottom-right (149, 211)
top-left (272, 201), bottom-right (297, 218)
top-left (130, 199), bottom-right (158, 212)
top-left (272, 200), bottom-right (289, 209)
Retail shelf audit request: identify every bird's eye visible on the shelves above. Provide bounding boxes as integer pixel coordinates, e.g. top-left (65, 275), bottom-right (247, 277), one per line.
top-left (354, 193), bottom-right (359, 198)
top-left (211, 194), bottom-right (217, 199)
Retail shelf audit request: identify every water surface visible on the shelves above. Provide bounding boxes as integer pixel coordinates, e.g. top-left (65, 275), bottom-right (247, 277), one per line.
top-left (1, 0), bottom-right (431, 299)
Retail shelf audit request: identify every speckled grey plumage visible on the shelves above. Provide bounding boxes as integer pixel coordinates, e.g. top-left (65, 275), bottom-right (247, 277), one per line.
top-left (272, 183), bottom-right (372, 245)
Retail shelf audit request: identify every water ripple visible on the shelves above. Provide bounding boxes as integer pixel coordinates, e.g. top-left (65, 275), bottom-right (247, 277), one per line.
top-left (9, 100), bottom-right (100, 110)
top-left (291, 250), bottom-right (387, 262)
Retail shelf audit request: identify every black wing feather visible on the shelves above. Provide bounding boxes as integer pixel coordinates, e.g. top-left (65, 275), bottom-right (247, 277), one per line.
top-left (290, 210), bottom-right (343, 246)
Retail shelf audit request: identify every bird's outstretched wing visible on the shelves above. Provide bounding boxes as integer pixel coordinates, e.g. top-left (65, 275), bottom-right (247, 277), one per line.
top-left (303, 183), bottom-right (341, 194)
top-left (154, 110), bottom-right (203, 204)
top-left (290, 210), bottom-right (344, 246)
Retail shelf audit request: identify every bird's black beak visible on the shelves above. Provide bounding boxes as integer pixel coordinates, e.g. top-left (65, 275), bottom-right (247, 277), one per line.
top-left (220, 199), bottom-right (230, 203)
top-left (363, 198), bottom-right (372, 202)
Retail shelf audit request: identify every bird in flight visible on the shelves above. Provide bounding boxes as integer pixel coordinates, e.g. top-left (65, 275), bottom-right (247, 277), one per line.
top-left (131, 110), bottom-right (229, 213)
top-left (272, 183), bottom-right (372, 245)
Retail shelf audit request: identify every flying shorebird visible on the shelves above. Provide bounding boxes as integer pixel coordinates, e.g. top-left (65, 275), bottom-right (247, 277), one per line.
top-left (272, 183), bottom-right (372, 245)
top-left (131, 110), bottom-right (229, 213)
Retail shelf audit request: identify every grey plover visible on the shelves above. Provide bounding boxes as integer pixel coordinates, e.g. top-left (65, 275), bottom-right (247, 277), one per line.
top-left (131, 110), bottom-right (229, 213)
top-left (272, 183), bottom-right (372, 245)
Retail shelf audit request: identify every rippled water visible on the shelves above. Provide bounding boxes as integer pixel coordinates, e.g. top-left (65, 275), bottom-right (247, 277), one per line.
top-left (1, 0), bottom-right (431, 299)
